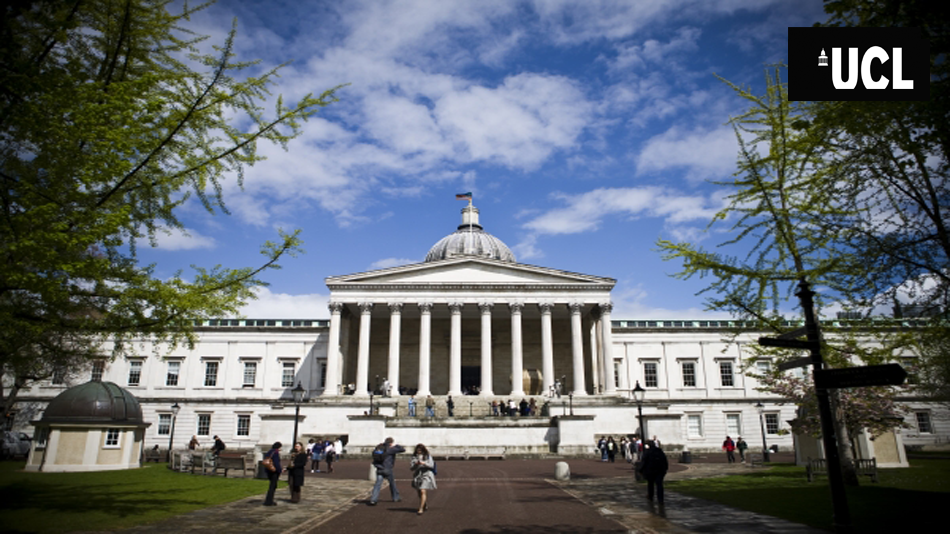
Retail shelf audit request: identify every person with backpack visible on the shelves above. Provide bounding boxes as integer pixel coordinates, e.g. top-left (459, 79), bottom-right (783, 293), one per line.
top-left (638, 440), bottom-right (669, 505)
top-left (211, 435), bottom-right (226, 457)
top-left (722, 436), bottom-right (736, 463)
top-left (369, 437), bottom-right (405, 506)
top-left (262, 442), bottom-right (283, 506)
top-left (410, 443), bottom-right (437, 515)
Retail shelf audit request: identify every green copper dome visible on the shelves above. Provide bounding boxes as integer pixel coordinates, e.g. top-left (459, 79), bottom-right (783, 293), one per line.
top-left (41, 380), bottom-right (145, 425)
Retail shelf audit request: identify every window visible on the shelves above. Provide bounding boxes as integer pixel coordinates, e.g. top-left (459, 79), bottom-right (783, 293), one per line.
top-left (687, 414), bottom-right (703, 437)
top-left (128, 361), bottom-right (142, 386)
top-left (158, 414), bottom-right (171, 436)
top-left (105, 428), bottom-right (120, 447)
top-left (237, 414), bottom-right (250, 436)
top-left (35, 427), bottom-right (49, 448)
top-left (166, 361), bottom-right (181, 387)
top-left (916, 412), bottom-right (933, 433)
top-left (319, 362), bottom-right (327, 388)
top-left (682, 362), bottom-right (696, 387)
top-left (51, 367), bottom-right (65, 385)
top-left (204, 361), bottom-right (218, 387)
top-left (91, 361), bottom-right (105, 382)
top-left (243, 362), bottom-right (257, 387)
top-left (614, 361), bottom-right (621, 388)
top-left (765, 413), bottom-right (780, 434)
top-left (726, 413), bottom-right (741, 436)
top-left (197, 414), bottom-right (211, 436)
top-left (282, 362), bottom-right (295, 387)
top-left (756, 361), bottom-right (771, 376)
top-left (720, 361), bottom-right (734, 387)
top-left (643, 362), bottom-right (658, 388)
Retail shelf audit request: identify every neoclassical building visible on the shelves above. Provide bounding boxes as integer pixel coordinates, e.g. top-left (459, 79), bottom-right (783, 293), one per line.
top-left (4, 204), bottom-right (946, 459)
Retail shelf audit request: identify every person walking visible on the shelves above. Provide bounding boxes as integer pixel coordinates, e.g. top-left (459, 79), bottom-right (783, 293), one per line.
top-left (310, 438), bottom-right (325, 472)
top-left (736, 436), bottom-right (748, 463)
top-left (288, 442), bottom-right (308, 503)
top-left (410, 443), bottom-right (437, 515)
top-left (606, 436), bottom-right (617, 463)
top-left (638, 440), bottom-right (669, 505)
top-left (407, 395), bottom-right (417, 417)
top-left (446, 395), bottom-right (455, 417)
top-left (425, 395), bottom-right (435, 417)
top-left (262, 442), bottom-right (283, 506)
top-left (369, 437), bottom-right (405, 505)
top-left (722, 436), bottom-right (736, 463)
top-left (325, 440), bottom-right (336, 473)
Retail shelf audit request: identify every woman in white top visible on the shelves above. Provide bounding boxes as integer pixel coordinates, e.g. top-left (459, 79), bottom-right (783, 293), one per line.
top-left (410, 443), bottom-right (437, 515)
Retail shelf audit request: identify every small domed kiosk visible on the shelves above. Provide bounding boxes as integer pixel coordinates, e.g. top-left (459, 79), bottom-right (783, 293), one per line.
top-left (26, 380), bottom-right (150, 472)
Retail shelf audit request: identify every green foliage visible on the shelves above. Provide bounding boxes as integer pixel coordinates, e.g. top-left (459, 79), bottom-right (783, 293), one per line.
top-left (0, 462), bottom-right (277, 533)
top-left (0, 0), bottom-right (341, 401)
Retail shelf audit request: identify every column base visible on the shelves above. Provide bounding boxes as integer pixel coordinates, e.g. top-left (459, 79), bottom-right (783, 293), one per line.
top-left (571, 390), bottom-right (588, 396)
top-left (479, 390), bottom-right (495, 396)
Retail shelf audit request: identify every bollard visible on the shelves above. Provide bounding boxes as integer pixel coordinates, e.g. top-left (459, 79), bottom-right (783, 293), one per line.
top-left (368, 464), bottom-right (377, 482)
top-left (554, 461), bottom-right (570, 481)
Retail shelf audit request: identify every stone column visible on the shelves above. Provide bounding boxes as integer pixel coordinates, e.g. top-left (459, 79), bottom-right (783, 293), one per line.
top-left (417, 302), bottom-right (433, 396)
top-left (600, 302), bottom-right (617, 394)
top-left (590, 309), bottom-right (601, 394)
top-left (387, 303), bottom-right (403, 396)
top-left (323, 302), bottom-right (344, 396)
top-left (448, 302), bottom-right (463, 396)
top-left (539, 302), bottom-right (555, 396)
top-left (355, 302), bottom-right (373, 396)
top-left (509, 302), bottom-right (525, 396)
top-left (569, 301), bottom-right (587, 395)
top-left (479, 302), bottom-right (494, 396)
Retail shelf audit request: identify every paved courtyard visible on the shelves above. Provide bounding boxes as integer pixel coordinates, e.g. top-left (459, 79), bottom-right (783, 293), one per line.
top-left (116, 452), bottom-right (826, 534)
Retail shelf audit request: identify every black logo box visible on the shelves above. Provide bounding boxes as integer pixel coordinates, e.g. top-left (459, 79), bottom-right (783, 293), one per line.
top-left (788, 27), bottom-right (929, 101)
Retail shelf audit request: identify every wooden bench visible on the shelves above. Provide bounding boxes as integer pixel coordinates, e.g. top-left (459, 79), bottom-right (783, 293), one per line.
top-left (748, 453), bottom-right (764, 467)
top-left (144, 448), bottom-right (164, 463)
top-left (201, 452), bottom-right (254, 477)
top-left (807, 457), bottom-right (878, 483)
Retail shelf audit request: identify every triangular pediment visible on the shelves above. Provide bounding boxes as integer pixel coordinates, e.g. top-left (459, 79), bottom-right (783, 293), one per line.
top-left (327, 256), bottom-right (614, 288)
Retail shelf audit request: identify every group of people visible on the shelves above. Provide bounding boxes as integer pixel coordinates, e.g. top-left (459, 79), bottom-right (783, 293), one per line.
top-left (721, 435), bottom-right (748, 463)
top-left (369, 437), bottom-right (437, 515)
top-left (489, 398), bottom-right (542, 417)
top-left (261, 437), bottom-right (345, 506)
top-left (307, 437), bottom-right (342, 473)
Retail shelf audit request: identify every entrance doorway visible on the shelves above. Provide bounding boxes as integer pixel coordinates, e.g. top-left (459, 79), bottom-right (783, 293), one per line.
top-left (461, 366), bottom-right (481, 394)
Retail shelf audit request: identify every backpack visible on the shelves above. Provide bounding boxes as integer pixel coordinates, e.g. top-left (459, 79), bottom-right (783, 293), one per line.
top-left (372, 444), bottom-right (386, 466)
top-left (432, 460), bottom-right (438, 476)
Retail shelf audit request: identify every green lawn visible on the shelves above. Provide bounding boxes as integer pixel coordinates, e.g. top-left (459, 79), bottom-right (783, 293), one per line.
top-left (0, 461), bottom-right (279, 533)
top-left (667, 459), bottom-right (950, 532)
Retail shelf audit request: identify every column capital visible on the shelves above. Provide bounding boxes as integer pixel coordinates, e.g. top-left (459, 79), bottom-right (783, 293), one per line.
top-left (569, 301), bottom-right (584, 314)
top-left (448, 301), bottom-right (464, 314)
top-left (478, 301), bottom-right (494, 314)
top-left (600, 302), bottom-right (613, 314)
top-left (538, 302), bottom-right (555, 314)
top-left (358, 302), bottom-right (374, 314)
top-left (508, 301), bottom-right (524, 314)
top-left (388, 302), bottom-right (404, 314)
top-left (418, 302), bottom-right (434, 314)
top-left (328, 302), bottom-right (345, 314)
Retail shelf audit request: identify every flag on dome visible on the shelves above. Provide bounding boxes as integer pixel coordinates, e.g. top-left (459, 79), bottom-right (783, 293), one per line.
top-left (455, 192), bottom-right (472, 201)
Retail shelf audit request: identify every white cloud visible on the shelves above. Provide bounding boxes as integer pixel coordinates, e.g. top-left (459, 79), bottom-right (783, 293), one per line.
top-left (637, 125), bottom-right (738, 182)
top-left (609, 284), bottom-right (731, 320)
top-left (523, 187), bottom-right (718, 236)
top-left (137, 226), bottom-right (216, 251)
top-left (235, 287), bottom-right (329, 319)
top-left (370, 257), bottom-right (420, 270)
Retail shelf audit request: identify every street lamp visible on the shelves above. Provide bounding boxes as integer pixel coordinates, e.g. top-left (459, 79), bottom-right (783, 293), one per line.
top-left (632, 381), bottom-right (646, 482)
top-left (569, 392), bottom-right (574, 416)
top-left (756, 402), bottom-right (771, 463)
top-left (167, 402), bottom-right (180, 464)
top-left (291, 382), bottom-right (305, 448)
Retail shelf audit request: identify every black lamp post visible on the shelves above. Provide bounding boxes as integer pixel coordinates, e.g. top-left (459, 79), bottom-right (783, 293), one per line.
top-left (167, 402), bottom-right (180, 464)
top-left (756, 402), bottom-right (771, 463)
top-left (569, 392), bottom-right (574, 416)
top-left (632, 381), bottom-right (646, 481)
top-left (291, 382), bottom-right (305, 448)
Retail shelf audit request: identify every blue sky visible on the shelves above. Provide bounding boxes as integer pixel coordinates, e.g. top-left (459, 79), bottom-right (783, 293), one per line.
top-left (140, 0), bottom-right (831, 319)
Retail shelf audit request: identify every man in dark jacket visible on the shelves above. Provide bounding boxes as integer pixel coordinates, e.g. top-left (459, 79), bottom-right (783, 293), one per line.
top-left (637, 440), bottom-right (669, 505)
top-left (369, 437), bottom-right (405, 505)
top-left (262, 442), bottom-right (283, 506)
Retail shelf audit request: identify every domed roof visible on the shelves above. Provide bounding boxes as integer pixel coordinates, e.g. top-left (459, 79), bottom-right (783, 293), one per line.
top-left (41, 380), bottom-right (145, 425)
top-left (425, 205), bottom-right (516, 263)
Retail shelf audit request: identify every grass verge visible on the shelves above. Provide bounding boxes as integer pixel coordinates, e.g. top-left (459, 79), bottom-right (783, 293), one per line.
top-left (0, 461), bottom-right (280, 533)
top-left (666, 459), bottom-right (950, 532)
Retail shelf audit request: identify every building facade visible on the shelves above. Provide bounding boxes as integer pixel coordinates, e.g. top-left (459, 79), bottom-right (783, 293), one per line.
top-left (4, 205), bottom-right (947, 457)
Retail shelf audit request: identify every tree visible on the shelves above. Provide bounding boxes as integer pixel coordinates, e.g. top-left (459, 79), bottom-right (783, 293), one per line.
top-left (656, 66), bottom-right (912, 485)
top-left (0, 0), bottom-right (341, 416)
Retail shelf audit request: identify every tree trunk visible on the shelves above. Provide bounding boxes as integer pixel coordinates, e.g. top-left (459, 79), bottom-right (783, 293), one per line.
top-left (831, 390), bottom-right (860, 486)
top-left (2, 378), bottom-right (23, 424)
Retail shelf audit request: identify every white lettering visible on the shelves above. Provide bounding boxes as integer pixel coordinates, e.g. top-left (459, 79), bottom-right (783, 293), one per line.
top-left (832, 48), bottom-right (859, 89)
top-left (892, 48), bottom-right (913, 89)
top-left (862, 46), bottom-right (889, 89)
